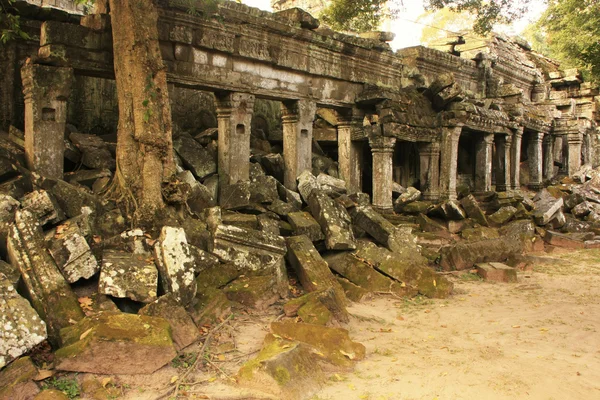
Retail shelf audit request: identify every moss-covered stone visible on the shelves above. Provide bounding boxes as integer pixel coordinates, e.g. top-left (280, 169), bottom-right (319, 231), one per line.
top-left (195, 262), bottom-right (240, 295)
top-left (335, 276), bottom-right (370, 302)
top-left (462, 226), bottom-right (500, 241)
top-left (297, 299), bottom-right (331, 325)
top-left (55, 312), bottom-right (177, 374)
top-left (0, 356), bottom-right (40, 400)
top-left (190, 288), bottom-right (232, 327)
top-left (34, 389), bottom-right (70, 400)
top-left (223, 275), bottom-right (279, 309)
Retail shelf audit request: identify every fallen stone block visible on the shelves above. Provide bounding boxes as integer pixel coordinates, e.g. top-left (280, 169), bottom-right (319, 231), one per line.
top-left (223, 275), bottom-right (280, 309)
top-left (393, 187), bottom-right (421, 212)
top-left (438, 235), bottom-right (525, 271)
top-left (257, 213), bottom-right (281, 235)
top-left (287, 211), bottom-right (324, 242)
top-left (221, 212), bottom-right (258, 230)
top-left (460, 194), bottom-right (489, 226)
top-left (139, 293), bottom-right (200, 351)
top-left (69, 132), bottom-right (115, 170)
top-left (462, 226), bottom-right (500, 241)
top-left (220, 181), bottom-right (251, 210)
top-left (47, 219), bottom-right (99, 283)
top-left (297, 170), bottom-right (319, 203)
top-left (0, 356), bottom-right (40, 400)
top-left (543, 230), bottom-right (585, 249)
top-left (249, 175), bottom-right (279, 204)
top-left (277, 183), bottom-right (303, 210)
top-left (191, 288), bottom-right (232, 327)
top-left (267, 199), bottom-right (299, 217)
top-left (20, 189), bottom-right (65, 226)
top-left (488, 206), bottom-right (518, 226)
top-left (317, 173), bottom-right (346, 195)
top-left (153, 226), bottom-right (197, 306)
top-left (475, 262), bottom-right (517, 283)
top-left (308, 191), bottom-right (356, 250)
top-left (572, 201), bottom-right (593, 218)
top-left (0, 273), bottom-right (47, 369)
top-left (352, 205), bottom-right (406, 251)
top-left (416, 213), bottom-right (447, 233)
top-left (7, 210), bottom-right (84, 345)
top-left (55, 312), bottom-right (177, 374)
top-left (173, 134), bottom-right (217, 179)
top-left (176, 170), bottom-right (215, 213)
top-left (549, 210), bottom-right (566, 229)
top-left (98, 250), bottom-right (158, 303)
top-left (335, 276), bottom-right (371, 302)
top-left (533, 193), bottom-right (564, 225)
top-left (65, 168), bottom-right (112, 189)
top-left (283, 287), bottom-right (347, 325)
top-left (45, 179), bottom-right (100, 218)
top-left (399, 200), bottom-right (431, 214)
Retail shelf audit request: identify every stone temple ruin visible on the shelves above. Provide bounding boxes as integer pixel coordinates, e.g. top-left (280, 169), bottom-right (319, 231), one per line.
top-left (1, 0), bottom-right (600, 398)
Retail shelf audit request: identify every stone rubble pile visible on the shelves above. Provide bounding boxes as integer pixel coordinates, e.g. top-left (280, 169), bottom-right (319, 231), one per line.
top-left (1, 125), bottom-right (599, 399)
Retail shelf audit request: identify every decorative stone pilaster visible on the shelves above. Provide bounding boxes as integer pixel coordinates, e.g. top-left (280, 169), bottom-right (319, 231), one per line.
top-left (369, 135), bottom-right (396, 211)
top-left (21, 64), bottom-right (74, 180)
top-left (439, 126), bottom-right (462, 200)
top-left (543, 134), bottom-right (555, 181)
top-left (528, 131), bottom-right (544, 190)
top-left (495, 134), bottom-right (512, 192)
top-left (281, 99), bottom-right (316, 190)
top-left (474, 133), bottom-right (494, 194)
top-left (337, 109), bottom-right (364, 194)
top-left (418, 142), bottom-right (440, 201)
top-left (567, 132), bottom-right (583, 176)
top-left (510, 127), bottom-right (523, 190)
top-left (214, 92), bottom-right (255, 188)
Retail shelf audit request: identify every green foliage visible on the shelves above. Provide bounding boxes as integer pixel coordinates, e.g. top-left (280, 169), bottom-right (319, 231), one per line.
top-left (418, 7), bottom-right (476, 46)
top-left (0, 0), bottom-right (30, 44)
top-left (320, 0), bottom-right (391, 32)
top-left (536, 0), bottom-right (600, 84)
top-left (41, 376), bottom-right (81, 400)
top-left (171, 352), bottom-right (198, 369)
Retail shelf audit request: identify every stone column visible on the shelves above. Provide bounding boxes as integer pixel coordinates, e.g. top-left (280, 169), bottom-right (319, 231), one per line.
top-left (418, 142), bottom-right (440, 201)
top-left (439, 126), bottom-right (462, 200)
top-left (543, 134), bottom-right (555, 181)
top-left (369, 135), bottom-right (396, 211)
top-left (510, 127), bottom-right (523, 190)
top-left (474, 133), bottom-right (494, 193)
top-left (567, 132), bottom-right (583, 176)
top-left (495, 134), bottom-right (512, 192)
top-left (337, 120), bottom-right (363, 194)
top-left (21, 64), bottom-right (74, 180)
top-left (281, 99), bottom-right (316, 190)
top-left (528, 131), bottom-right (544, 190)
top-left (214, 92), bottom-right (255, 187)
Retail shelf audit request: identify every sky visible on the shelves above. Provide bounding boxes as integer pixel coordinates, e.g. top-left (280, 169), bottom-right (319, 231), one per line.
top-left (241, 0), bottom-right (548, 50)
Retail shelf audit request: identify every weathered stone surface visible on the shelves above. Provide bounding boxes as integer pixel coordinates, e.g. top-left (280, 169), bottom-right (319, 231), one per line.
top-left (46, 179), bottom-right (100, 218)
top-left (139, 293), bottom-right (200, 351)
top-left (267, 199), bottom-right (299, 217)
top-left (352, 205), bottom-right (404, 251)
top-left (47, 219), bottom-right (99, 283)
top-left (572, 201), bottom-right (593, 218)
top-left (98, 250), bottom-right (158, 303)
top-left (438, 235), bottom-right (525, 271)
top-left (65, 169), bottom-right (112, 189)
top-left (416, 213), bottom-right (447, 233)
top-left (275, 7), bottom-right (320, 29)
top-left (0, 273), bottom-right (47, 369)
top-left (393, 187), bottom-right (421, 211)
top-left (257, 213), bottom-right (281, 235)
top-left (462, 226), bottom-right (500, 241)
top-left (69, 132), bottom-right (115, 170)
top-left (223, 275), bottom-right (280, 309)
top-left (399, 200), bottom-right (431, 214)
top-left (220, 181), bottom-right (251, 210)
top-left (0, 356), bottom-right (40, 400)
top-left (316, 173), bottom-right (346, 195)
top-left (308, 191), bottom-right (356, 250)
top-left (191, 288), bottom-right (232, 326)
top-left (533, 191), bottom-right (564, 225)
top-left (153, 226), bottom-right (197, 306)
top-left (249, 175), bottom-right (279, 204)
top-left (488, 206), bottom-right (518, 226)
top-left (177, 170), bottom-right (215, 213)
top-left (173, 134), bottom-right (217, 179)
top-left (287, 211), bottom-right (324, 242)
top-left (7, 210), bottom-right (84, 345)
top-left (277, 183), bottom-right (303, 209)
top-left (336, 276), bottom-right (371, 302)
top-left (34, 389), bottom-right (69, 400)
top-left (460, 194), bottom-right (488, 226)
top-left (286, 235), bottom-right (348, 316)
top-left (498, 220), bottom-right (536, 238)
top-left (55, 312), bottom-right (177, 375)
top-left (0, 260), bottom-right (19, 287)
top-left (475, 262), bottom-right (518, 283)
top-left (222, 212), bottom-right (258, 230)
top-left (20, 189), bottom-right (65, 226)
top-left (544, 230), bottom-right (585, 249)
top-left (297, 170), bottom-right (319, 203)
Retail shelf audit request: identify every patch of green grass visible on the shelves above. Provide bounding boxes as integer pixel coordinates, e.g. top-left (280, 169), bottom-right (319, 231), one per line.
top-left (42, 376), bottom-right (80, 399)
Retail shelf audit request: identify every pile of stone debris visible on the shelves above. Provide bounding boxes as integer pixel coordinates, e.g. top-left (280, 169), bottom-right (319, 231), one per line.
top-left (0, 125), bottom-right (597, 399)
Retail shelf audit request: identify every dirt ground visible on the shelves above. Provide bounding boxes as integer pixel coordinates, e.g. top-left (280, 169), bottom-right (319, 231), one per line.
top-left (54, 248), bottom-right (600, 400)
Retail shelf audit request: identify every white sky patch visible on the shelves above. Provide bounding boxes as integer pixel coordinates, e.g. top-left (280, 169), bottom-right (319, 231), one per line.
top-left (241, 0), bottom-right (548, 50)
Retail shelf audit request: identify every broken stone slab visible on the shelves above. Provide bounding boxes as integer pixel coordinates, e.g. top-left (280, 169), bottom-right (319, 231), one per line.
top-left (286, 235), bottom-right (348, 316)
top-left (65, 169), bottom-right (112, 189)
top-left (257, 213), bottom-right (281, 235)
top-left (462, 226), bottom-right (500, 241)
top-left (0, 175), bottom-right (32, 200)
top-left (98, 250), bottom-right (158, 303)
top-left (220, 180), bottom-right (251, 210)
top-left (249, 175), bottom-right (279, 204)
top-left (416, 213), bottom-right (447, 233)
top-left (223, 275), bottom-right (280, 309)
top-left (297, 170), bottom-right (319, 203)
top-left (460, 194), bottom-right (489, 226)
top-left (249, 162), bottom-right (266, 179)
top-left (191, 288), bottom-right (232, 327)
top-left (267, 199), bottom-right (299, 217)
top-left (352, 205), bottom-right (406, 251)
top-left (438, 235), bottom-right (525, 271)
top-left (153, 226), bottom-right (197, 306)
top-left (0, 272), bottom-right (47, 369)
top-left (475, 262), bottom-right (518, 283)
top-left (139, 293), bottom-right (200, 351)
top-left (176, 170), bottom-right (215, 213)
top-left (392, 182), bottom-right (406, 197)
top-left (69, 132), bottom-right (115, 170)
top-left (572, 201), bottom-right (594, 218)
top-left (54, 312), bottom-right (177, 375)
top-left (498, 220), bottom-right (535, 238)
top-left (45, 179), bottom-right (100, 219)
top-left (173, 134), bottom-right (217, 179)
top-left (308, 190), bottom-right (356, 250)
top-left (270, 321), bottom-right (365, 368)
top-left (287, 211), bottom-right (324, 242)
top-left (316, 173), bottom-right (346, 196)
top-left (543, 231), bottom-right (585, 249)
top-left (47, 219), bottom-right (99, 283)
top-left (20, 189), bottom-right (65, 226)
top-left (549, 210), bottom-right (566, 229)
top-left (488, 206), bottom-right (518, 226)
top-left (533, 195), bottom-right (564, 226)
top-left (324, 252), bottom-right (416, 297)
top-left (564, 192), bottom-right (585, 211)
top-left (393, 187), bottom-right (421, 212)
top-left (398, 200), bottom-right (431, 214)
top-left (336, 276), bottom-right (371, 302)
top-left (283, 287), bottom-right (347, 325)
top-left (237, 333), bottom-right (326, 400)
top-left (7, 210), bottom-right (84, 345)
top-left (222, 212), bottom-right (258, 230)
top-left (0, 356), bottom-right (40, 400)
top-left (0, 260), bottom-right (20, 287)
top-left (428, 200), bottom-right (466, 220)
top-left (259, 153), bottom-right (285, 183)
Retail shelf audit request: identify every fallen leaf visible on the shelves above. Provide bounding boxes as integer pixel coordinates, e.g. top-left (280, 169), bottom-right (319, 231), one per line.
top-left (101, 377), bottom-right (112, 388)
top-left (512, 325), bottom-right (521, 328)
top-left (79, 328), bottom-right (93, 340)
top-left (208, 376), bottom-right (217, 382)
top-left (170, 376), bottom-right (179, 384)
top-left (217, 354), bottom-right (226, 361)
top-left (243, 284), bottom-right (249, 288)
top-left (78, 296), bottom-right (94, 311)
top-left (33, 370), bottom-right (54, 381)
top-left (433, 279), bottom-right (437, 287)
top-left (424, 309), bottom-right (431, 313)
top-left (340, 350), bottom-right (355, 360)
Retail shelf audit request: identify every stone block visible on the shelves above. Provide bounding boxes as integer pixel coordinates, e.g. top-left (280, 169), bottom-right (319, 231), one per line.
top-left (399, 200), bottom-right (431, 214)
top-left (220, 181), bottom-right (251, 210)
top-left (462, 226), bottom-right (500, 241)
top-left (223, 275), bottom-right (280, 309)
top-left (393, 187), bottom-right (421, 211)
top-left (438, 235), bottom-right (525, 271)
top-left (533, 195), bottom-right (564, 225)
top-left (0, 273), bottom-right (47, 369)
top-left (139, 293), bottom-right (200, 351)
top-left (20, 189), bottom-right (65, 226)
top-left (316, 173), bottom-right (346, 195)
top-left (222, 212), bottom-right (258, 230)
top-left (308, 191), bottom-right (356, 250)
top-left (297, 170), bottom-right (319, 203)
top-left (173, 135), bottom-right (217, 179)
top-left (475, 262), bottom-right (517, 282)
top-left (46, 179), bottom-right (100, 219)
top-left (274, 7), bottom-right (320, 29)
top-left (460, 194), bottom-right (489, 226)
top-left (0, 356), bottom-right (40, 400)
top-left (336, 276), bottom-right (371, 302)
top-left (352, 205), bottom-right (405, 251)
top-left (249, 175), bottom-right (279, 204)
top-left (55, 312), bottom-right (177, 375)
top-left (543, 230), bottom-right (585, 249)
top-left (572, 201), bottom-right (593, 218)
top-left (153, 226), bottom-right (197, 306)
top-left (287, 211), bottom-right (324, 242)
top-left (488, 206), bottom-right (518, 226)
top-left (98, 250), bottom-right (158, 303)
top-left (69, 132), bottom-right (115, 170)
top-left (191, 288), bottom-right (232, 327)
top-left (267, 199), bottom-right (299, 217)
top-left (257, 213), bottom-right (280, 235)
top-left (176, 170), bottom-right (215, 213)
top-left (416, 213), bottom-right (447, 233)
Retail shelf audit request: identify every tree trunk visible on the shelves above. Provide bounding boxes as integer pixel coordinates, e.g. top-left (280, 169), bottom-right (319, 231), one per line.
top-left (108, 0), bottom-right (175, 224)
